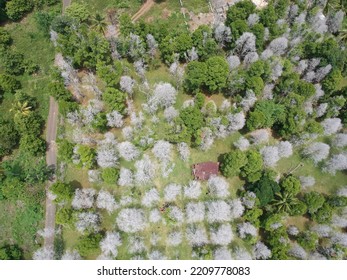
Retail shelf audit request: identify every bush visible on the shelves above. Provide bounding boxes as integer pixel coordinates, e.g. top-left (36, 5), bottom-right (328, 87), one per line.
top-left (19, 134), bottom-right (46, 156)
top-left (250, 175), bottom-right (280, 207)
top-left (76, 233), bottom-right (103, 257)
top-left (57, 139), bottom-right (74, 163)
top-left (101, 168), bottom-right (120, 184)
top-left (220, 150), bottom-right (248, 178)
top-left (0, 118), bottom-right (19, 158)
top-left (51, 182), bottom-right (74, 202)
top-left (5, 0), bottom-right (34, 21)
top-left (0, 28), bottom-right (12, 46)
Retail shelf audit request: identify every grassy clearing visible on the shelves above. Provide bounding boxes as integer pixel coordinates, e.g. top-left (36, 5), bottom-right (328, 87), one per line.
top-left (75, 0), bottom-right (142, 16)
top-left (2, 12), bottom-right (57, 118)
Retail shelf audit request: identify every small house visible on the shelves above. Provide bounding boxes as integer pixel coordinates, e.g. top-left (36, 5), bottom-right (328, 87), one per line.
top-left (192, 162), bottom-right (220, 180)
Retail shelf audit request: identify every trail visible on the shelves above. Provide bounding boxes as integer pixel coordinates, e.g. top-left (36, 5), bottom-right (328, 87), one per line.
top-left (43, 0), bottom-right (71, 253)
top-left (131, 0), bottom-right (155, 23)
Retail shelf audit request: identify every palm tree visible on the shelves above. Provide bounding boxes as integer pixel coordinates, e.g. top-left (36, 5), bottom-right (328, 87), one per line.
top-left (338, 29), bottom-right (347, 44)
top-left (10, 101), bottom-right (32, 119)
top-left (91, 13), bottom-right (108, 36)
top-left (272, 192), bottom-right (299, 213)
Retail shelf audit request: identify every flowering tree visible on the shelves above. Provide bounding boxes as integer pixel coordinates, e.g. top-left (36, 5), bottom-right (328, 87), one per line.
top-left (118, 167), bottom-right (134, 187)
top-left (147, 83), bottom-right (177, 113)
top-left (184, 180), bottom-right (201, 199)
top-left (186, 225), bottom-right (209, 246)
top-left (116, 208), bottom-right (147, 233)
top-left (96, 190), bottom-right (117, 213)
top-left (303, 142), bottom-right (330, 164)
top-left (186, 202), bottom-right (205, 223)
top-left (210, 224), bottom-right (233, 245)
top-left (164, 183), bottom-right (182, 202)
top-left (100, 232), bottom-right (122, 258)
top-left (206, 200), bottom-right (231, 223)
top-left (106, 111), bottom-right (124, 128)
top-left (75, 212), bottom-right (100, 233)
top-left (253, 242), bottom-right (271, 260)
top-left (152, 140), bottom-right (172, 163)
top-left (208, 176), bottom-right (229, 198)
top-left (260, 146), bottom-right (280, 167)
top-left (177, 142), bottom-right (190, 161)
top-left (134, 155), bottom-right (156, 185)
top-left (118, 141), bottom-right (140, 161)
top-left (142, 188), bottom-right (160, 207)
top-left (72, 188), bottom-right (96, 209)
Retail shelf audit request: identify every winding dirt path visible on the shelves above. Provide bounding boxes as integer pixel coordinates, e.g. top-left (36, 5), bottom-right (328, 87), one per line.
top-left (131, 0), bottom-right (155, 22)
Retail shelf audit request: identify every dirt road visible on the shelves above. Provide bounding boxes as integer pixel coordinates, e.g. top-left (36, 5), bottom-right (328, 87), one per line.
top-left (43, 97), bottom-right (58, 249)
top-left (131, 0), bottom-right (154, 22)
top-left (43, 0), bottom-right (71, 253)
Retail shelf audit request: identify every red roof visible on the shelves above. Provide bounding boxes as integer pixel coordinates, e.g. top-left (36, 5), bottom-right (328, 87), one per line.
top-left (192, 162), bottom-right (220, 180)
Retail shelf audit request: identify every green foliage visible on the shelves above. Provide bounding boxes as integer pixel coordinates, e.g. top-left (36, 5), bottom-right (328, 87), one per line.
top-left (229, 19), bottom-right (248, 41)
top-left (0, 177), bottom-right (24, 201)
top-left (243, 207), bottom-right (263, 227)
top-left (250, 175), bottom-right (281, 207)
top-left (184, 61), bottom-right (207, 93)
top-left (65, 2), bottom-right (90, 22)
top-left (101, 167), bottom-right (120, 184)
top-left (0, 118), bottom-right (19, 158)
top-left (303, 191), bottom-right (325, 215)
top-left (263, 213), bottom-right (284, 231)
top-left (51, 182), bottom-right (74, 203)
top-left (5, 0), bottom-right (33, 21)
top-left (245, 76), bottom-right (264, 96)
top-left (205, 56), bottom-right (229, 92)
top-left (296, 80), bottom-right (316, 99)
top-left (247, 100), bottom-right (285, 131)
top-left (92, 113), bottom-right (108, 133)
top-left (48, 80), bottom-right (72, 101)
top-left (15, 112), bottom-right (44, 136)
top-left (220, 150), bottom-right (248, 178)
top-left (0, 49), bottom-right (25, 75)
top-left (58, 139), bottom-right (74, 163)
top-left (265, 227), bottom-right (289, 260)
top-left (322, 69), bottom-right (342, 94)
top-left (0, 74), bottom-right (21, 94)
top-left (240, 150), bottom-right (263, 183)
top-left (76, 233), bottom-right (102, 257)
top-left (194, 92), bottom-right (205, 109)
top-left (297, 231), bottom-right (319, 251)
top-left (19, 134), bottom-right (46, 156)
top-left (289, 200), bottom-right (307, 216)
top-left (280, 175), bottom-right (301, 195)
top-left (96, 61), bottom-right (123, 87)
top-left (56, 208), bottom-right (74, 227)
top-left (0, 244), bottom-right (23, 260)
top-left (76, 145), bottom-right (96, 169)
top-left (0, 28), bottom-right (12, 46)
top-left (179, 106), bottom-right (204, 136)
top-left (312, 202), bottom-right (332, 224)
top-left (226, 0), bottom-right (255, 25)
top-left (34, 11), bottom-right (56, 36)
top-left (102, 88), bottom-right (127, 114)
top-left (175, 32), bottom-right (193, 60)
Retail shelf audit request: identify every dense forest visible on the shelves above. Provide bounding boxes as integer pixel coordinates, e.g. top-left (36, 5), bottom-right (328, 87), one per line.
top-left (0, 0), bottom-right (347, 260)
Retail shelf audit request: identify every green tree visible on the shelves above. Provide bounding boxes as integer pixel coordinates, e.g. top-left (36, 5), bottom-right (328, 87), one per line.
top-left (312, 203), bottom-right (332, 224)
top-left (280, 175), bottom-right (301, 195)
top-left (65, 2), bottom-right (90, 22)
top-left (0, 74), bottom-right (21, 94)
top-left (245, 76), bottom-right (264, 96)
top-left (175, 32), bottom-right (193, 60)
top-left (19, 134), bottom-right (46, 156)
top-left (179, 106), bottom-right (204, 135)
top-left (194, 92), bottom-right (205, 109)
top-left (10, 101), bottom-right (32, 119)
top-left (322, 69), bottom-right (342, 94)
top-left (77, 145), bottom-right (95, 169)
top-left (303, 191), bottom-right (325, 215)
top-left (0, 49), bottom-right (25, 75)
top-left (77, 233), bottom-right (103, 257)
top-left (0, 244), bottom-right (23, 260)
top-left (226, 0), bottom-right (255, 25)
top-left (102, 88), bottom-right (127, 114)
top-left (240, 150), bottom-right (263, 183)
top-left (91, 13), bottom-right (107, 35)
top-left (92, 113), bottom-right (108, 133)
top-left (250, 175), bottom-right (281, 207)
top-left (272, 192), bottom-right (300, 213)
top-left (243, 207), bottom-right (263, 227)
top-left (58, 139), bottom-right (74, 163)
top-left (184, 61), bottom-right (207, 93)
top-left (0, 28), bottom-right (12, 46)
top-left (220, 150), bottom-right (248, 178)
top-left (205, 56), bottom-right (229, 92)
top-left (297, 231), bottom-right (319, 251)
top-left (56, 208), bottom-right (74, 227)
top-left (0, 118), bottom-right (19, 158)
top-left (51, 182), bottom-right (74, 202)
top-left (101, 167), bottom-right (120, 184)
top-left (5, 0), bottom-right (33, 21)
